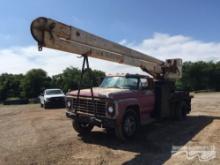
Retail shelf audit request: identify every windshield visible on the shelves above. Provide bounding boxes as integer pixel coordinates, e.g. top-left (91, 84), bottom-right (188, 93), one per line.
top-left (100, 76), bottom-right (138, 89)
top-left (45, 89), bottom-right (63, 95)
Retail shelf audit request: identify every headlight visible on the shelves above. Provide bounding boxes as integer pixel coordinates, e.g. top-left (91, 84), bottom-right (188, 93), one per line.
top-left (107, 103), bottom-right (115, 117)
top-left (66, 100), bottom-right (72, 108)
top-left (107, 106), bottom-right (114, 113)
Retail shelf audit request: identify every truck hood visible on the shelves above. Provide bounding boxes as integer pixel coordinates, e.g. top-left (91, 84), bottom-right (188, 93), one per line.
top-left (68, 87), bottom-right (131, 99)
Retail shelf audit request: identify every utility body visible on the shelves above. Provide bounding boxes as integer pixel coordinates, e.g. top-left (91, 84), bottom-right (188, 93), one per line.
top-left (31, 17), bottom-right (192, 140)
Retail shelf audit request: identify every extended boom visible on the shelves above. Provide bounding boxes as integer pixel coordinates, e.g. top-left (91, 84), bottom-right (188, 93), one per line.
top-left (31, 17), bottom-right (182, 80)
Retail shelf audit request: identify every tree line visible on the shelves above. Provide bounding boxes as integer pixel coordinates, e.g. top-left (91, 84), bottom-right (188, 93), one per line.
top-left (176, 61), bottom-right (220, 91)
top-left (0, 61), bottom-right (220, 101)
top-left (0, 67), bottom-right (105, 101)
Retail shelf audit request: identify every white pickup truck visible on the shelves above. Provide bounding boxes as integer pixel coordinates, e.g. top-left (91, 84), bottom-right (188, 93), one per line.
top-left (39, 89), bottom-right (65, 109)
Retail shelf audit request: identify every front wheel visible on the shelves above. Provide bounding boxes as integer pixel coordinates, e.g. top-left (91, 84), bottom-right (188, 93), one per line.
top-left (72, 120), bottom-right (94, 135)
top-left (115, 110), bottom-right (138, 140)
top-left (44, 102), bottom-right (48, 109)
top-left (105, 128), bottom-right (115, 135)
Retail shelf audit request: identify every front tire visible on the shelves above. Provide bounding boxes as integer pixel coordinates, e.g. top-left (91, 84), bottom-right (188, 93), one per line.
top-left (115, 110), bottom-right (138, 140)
top-left (105, 128), bottom-right (115, 135)
top-left (44, 102), bottom-right (48, 109)
top-left (72, 120), bottom-right (94, 135)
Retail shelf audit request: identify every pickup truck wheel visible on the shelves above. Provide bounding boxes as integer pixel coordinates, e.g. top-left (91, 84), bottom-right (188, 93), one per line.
top-left (115, 110), bottom-right (138, 140)
top-left (72, 120), bottom-right (93, 135)
top-left (44, 102), bottom-right (48, 109)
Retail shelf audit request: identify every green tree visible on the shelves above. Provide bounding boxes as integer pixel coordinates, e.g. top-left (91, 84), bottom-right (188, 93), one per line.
top-left (81, 69), bottom-right (105, 88)
top-left (51, 67), bottom-right (80, 92)
top-left (178, 61), bottom-right (220, 91)
top-left (0, 67), bottom-right (105, 101)
top-left (21, 69), bottom-right (51, 98)
top-left (0, 73), bottom-right (24, 101)
top-left (212, 61), bottom-right (220, 91)
top-left (51, 67), bottom-right (105, 92)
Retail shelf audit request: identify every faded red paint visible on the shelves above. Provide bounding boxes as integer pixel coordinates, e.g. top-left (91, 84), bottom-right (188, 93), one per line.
top-left (68, 87), bottom-right (155, 125)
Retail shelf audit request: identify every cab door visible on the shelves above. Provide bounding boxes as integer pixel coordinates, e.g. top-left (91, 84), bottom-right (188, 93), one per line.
top-left (138, 78), bottom-right (155, 124)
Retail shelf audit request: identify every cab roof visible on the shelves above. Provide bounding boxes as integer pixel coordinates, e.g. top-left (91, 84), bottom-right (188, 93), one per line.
top-left (106, 73), bottom-right (150, 78)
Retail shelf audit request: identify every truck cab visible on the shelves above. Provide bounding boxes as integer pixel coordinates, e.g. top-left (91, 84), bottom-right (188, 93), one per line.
top-left (66, 74), bottom-right (154, 139)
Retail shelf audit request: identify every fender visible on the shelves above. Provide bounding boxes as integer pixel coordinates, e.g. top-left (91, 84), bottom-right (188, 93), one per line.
top-left (115, 98), bottom-right (140, 124)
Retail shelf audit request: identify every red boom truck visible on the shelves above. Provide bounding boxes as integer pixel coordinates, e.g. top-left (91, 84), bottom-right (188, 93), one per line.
top-left (31, 17), bottom-right (192, 140)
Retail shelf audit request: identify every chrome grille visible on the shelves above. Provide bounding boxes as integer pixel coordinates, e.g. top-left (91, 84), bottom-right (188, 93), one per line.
top-left (49, 97), bottom-right (64, 102)
top-left (72, 97), bottom-right (106, 116)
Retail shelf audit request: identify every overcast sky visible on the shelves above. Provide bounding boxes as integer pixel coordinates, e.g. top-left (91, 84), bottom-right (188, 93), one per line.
top-left (0, 0), bottom-right (220, 76)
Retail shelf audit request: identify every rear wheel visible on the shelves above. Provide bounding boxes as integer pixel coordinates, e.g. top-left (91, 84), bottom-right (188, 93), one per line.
top-left (175, 101), bottom-right (187, 120)
top-left (72, 120), bottom-right (94, 135)
top-left (115, 110), bottom-right (138, 140)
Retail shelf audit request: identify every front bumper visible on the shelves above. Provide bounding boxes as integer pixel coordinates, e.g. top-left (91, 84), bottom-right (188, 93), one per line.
top-left (45, 97), bottom-right (65, 107)
top-left (66, 111), bottom-right (116, 128)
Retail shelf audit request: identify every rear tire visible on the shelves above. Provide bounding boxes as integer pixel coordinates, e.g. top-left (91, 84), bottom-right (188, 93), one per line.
top-left (175, 101), bottom-right (187, 120)
top-left (115, 110), bottom-right (138, 140)
top-left (72, 120), bottom-right (93, 135)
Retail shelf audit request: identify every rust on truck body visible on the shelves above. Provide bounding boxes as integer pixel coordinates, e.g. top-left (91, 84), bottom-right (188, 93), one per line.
top-left (66, 74), bottom-right (155, 126)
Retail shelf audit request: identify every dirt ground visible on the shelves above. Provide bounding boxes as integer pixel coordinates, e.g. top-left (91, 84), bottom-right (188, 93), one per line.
top-left (0, 92), bottom-right (220, 165)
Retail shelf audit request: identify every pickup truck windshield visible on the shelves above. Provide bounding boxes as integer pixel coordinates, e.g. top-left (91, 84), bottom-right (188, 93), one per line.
top-left (100, 77), bottom-right (138, 89)
top-left (46, 90), bottom-right (63, 95)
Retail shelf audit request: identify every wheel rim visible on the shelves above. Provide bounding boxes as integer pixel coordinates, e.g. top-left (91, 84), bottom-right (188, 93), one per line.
top-left (124, 116), bottom-right (136, 136)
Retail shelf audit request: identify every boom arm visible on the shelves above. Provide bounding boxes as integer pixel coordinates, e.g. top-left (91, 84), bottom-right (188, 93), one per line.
top-left (31, 17), bottom-right (182, 80)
